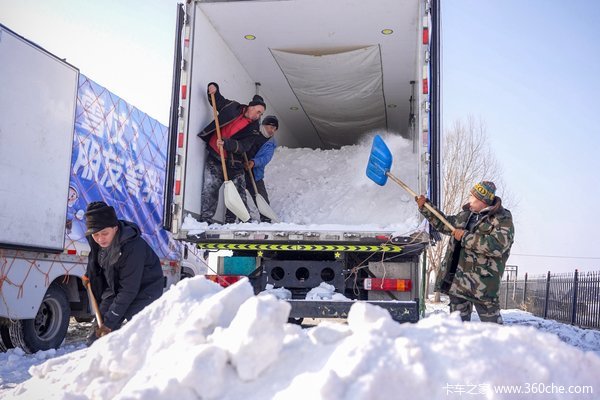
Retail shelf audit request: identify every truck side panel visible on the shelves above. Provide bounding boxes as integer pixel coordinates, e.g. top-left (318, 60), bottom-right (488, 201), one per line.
top-left (0, 25), bottom-right (78, 251)
top-left (66, 75), bottom-right (181, 262)
top-left (2, 73), bottom-right (181, 320)
top-left (0, 250), bottom-right (87, 319)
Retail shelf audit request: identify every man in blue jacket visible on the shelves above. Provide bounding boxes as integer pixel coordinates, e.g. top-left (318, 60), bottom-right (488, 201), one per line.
top-left (245, 115), bottom-right (278, 222)
top-left (84, 201), bottom-right (164, 344)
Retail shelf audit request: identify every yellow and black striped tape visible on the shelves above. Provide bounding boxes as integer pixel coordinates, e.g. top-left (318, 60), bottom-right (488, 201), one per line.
top-left (196, 243), bottom-right (403, 253)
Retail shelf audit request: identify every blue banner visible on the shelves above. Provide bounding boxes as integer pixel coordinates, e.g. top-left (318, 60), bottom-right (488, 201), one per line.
top-left (65, 75), bottom-right (180, 260)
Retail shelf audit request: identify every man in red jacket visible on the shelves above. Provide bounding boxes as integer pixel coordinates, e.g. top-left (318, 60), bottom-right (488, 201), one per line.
top-left (197, 82), bottom-right (265, 223)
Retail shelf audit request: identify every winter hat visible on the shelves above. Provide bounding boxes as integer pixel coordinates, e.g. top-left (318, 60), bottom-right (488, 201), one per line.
top-left (84, 201), bottom-right (118, 236)
top-left (261, 115), bottom-right (279, 129)
top-left (471, 181), bottom-right (496, 205)
top-left (248, 95), bottom-right (266, 109)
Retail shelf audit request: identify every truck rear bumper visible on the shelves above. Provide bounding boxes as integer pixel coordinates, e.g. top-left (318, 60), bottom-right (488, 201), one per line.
top-left (287, 299), bottom-right (419, 323)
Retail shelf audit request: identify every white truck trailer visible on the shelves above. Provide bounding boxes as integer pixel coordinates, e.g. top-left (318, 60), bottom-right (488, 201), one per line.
top-left (164, 0), bottom-right (442, 321)
top-left (0, 25), bottom-right (183, 353)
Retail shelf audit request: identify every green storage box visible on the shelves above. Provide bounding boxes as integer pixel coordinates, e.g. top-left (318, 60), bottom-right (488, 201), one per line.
top-left (221, 256), bottom-right (257, 275)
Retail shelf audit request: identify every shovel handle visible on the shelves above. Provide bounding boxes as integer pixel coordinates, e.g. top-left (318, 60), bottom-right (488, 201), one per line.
top-left (210, 92), bottom-right (229, 181)
top-left (84, 279), bottom-right (104, 327)
top-left (242, 152), bottom-right (260, 194)
top-left (386, 172), bottom-right (456, 232)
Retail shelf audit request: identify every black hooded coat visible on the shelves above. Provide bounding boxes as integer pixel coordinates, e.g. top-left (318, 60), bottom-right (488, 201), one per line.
top-left (86, 220), bottom-right (163, 330)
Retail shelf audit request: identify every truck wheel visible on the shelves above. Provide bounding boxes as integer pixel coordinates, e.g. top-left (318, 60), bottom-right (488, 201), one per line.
top-left (180, 269), bottom-right (194, 280)
top-left (287, 317), bottom-right (304, 325)
top-left (9, 284), bottom-right (70, 353)
top-left (0, 324), bottom-right (14, 351)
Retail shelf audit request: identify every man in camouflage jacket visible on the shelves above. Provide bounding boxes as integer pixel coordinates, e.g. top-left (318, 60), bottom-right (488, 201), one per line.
top-left (416, 181), bottom-right (514, 323)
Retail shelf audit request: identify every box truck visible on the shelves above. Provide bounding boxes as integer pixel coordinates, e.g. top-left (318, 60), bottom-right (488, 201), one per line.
top-left (165, 0), bottom-right (441, 322)
top-left (0, 25), bottom-right (184, 353)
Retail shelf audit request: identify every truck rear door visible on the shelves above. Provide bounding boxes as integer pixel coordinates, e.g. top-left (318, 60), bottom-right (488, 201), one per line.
top-left (164, 3), bottom-right (186, 234)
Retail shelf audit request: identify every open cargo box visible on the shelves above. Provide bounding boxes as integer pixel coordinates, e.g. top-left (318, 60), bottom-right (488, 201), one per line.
top-left (165, 0), bottom-right (442, 321)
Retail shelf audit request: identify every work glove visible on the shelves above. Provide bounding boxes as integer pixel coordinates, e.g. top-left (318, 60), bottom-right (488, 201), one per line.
top-left (95, 325), bottom-right (112, 338)
top-left (415, 195), bottom-right (428, 209)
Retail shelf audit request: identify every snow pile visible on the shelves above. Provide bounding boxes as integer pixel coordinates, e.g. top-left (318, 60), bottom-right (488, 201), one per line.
top-left (6, 278), bottom-right (600, 400)
top-left (182, 132), bottom-right (422, 233)
top-left (268, 132), bottom-right (420, 228)
top-left (502, 309), bottom-right (600, 355)
top-left (305, 282), bottom-right (350, 301)
top-left (0, 344), bottom-right (84, 392)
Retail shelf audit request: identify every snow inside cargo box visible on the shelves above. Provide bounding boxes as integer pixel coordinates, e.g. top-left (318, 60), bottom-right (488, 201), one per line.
top-left (182, 132), bottom-right (421, 233)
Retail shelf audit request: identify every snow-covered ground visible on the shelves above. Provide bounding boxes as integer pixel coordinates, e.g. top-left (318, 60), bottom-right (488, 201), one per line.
top-left (1, 278), bottom-right (599, 400)
top-left (3, 137), bottom-right (599, 399)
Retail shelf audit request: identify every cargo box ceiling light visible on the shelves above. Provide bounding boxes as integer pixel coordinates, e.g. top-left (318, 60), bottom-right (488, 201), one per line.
top-left (272, 45), bottom-right (386, 148)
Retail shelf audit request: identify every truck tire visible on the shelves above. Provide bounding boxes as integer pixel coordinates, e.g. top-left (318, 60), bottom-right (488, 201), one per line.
top-left (8, 284), bottom-right (70, 353)
top-left (0, 324), bottom-right (14, 351)
top-left (180, 268), bottom-right (194, 280)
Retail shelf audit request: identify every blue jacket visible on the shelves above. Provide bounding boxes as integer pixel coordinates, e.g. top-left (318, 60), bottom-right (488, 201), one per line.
top-left (252, 138), bottom-right (276, 181)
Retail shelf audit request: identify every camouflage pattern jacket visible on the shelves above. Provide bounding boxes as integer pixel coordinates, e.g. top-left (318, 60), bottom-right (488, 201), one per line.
top-left (420, 197), bottom-right (514, 304)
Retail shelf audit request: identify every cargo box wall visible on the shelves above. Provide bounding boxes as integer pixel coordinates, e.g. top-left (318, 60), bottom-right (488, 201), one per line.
top-left (0, 24), bottom-right (78, 251)
top-left (180, 4), bottom-right (295, 219)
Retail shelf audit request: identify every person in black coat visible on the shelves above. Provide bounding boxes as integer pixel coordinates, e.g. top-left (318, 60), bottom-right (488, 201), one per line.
top-left (84, 201), bottom-right (164, 344)
top-left (197, 82), bottom-right (265, 223)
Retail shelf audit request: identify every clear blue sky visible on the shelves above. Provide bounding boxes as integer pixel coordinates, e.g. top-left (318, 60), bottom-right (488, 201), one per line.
top-left (443, 0), bottom-right (600, 274)
top-left (1, 0), bottom-right (598, 275)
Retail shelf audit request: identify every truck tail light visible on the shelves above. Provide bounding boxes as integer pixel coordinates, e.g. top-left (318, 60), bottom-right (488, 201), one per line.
top-left (205, 274), bottom-right (243, 288)
top-left (364, 278), bottom-right (412, 292)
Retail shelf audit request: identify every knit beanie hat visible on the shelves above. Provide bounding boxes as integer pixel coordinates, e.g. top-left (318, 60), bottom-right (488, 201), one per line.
top-left (470, 181), bottom-right (496, 205)
top-left (261, 115), bottom-right (278, 129)
top-left (248, 95), bottom-right (266, 109)
top-left (85, 201), bottom-right (118, 236)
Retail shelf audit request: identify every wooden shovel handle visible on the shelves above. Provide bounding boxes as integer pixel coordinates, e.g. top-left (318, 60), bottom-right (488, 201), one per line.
top-left (210, 92), bottom-right (229, 181)
top-left (386, 172), bottom-right (456, 232)
top-left (84, 278), bottom-right (104, 327)
top-left (243, 152), bottom-right (260, 194)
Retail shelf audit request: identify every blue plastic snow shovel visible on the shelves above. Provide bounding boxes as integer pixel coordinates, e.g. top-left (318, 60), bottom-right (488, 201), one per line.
top-left (366, 135), bottom-right (455, 232)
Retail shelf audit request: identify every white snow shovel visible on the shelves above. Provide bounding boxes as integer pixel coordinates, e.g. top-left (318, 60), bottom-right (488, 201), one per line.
top-left (210, 93), bottom-right (250, 223)
top-left (243, 152), bottom-right (279, 222)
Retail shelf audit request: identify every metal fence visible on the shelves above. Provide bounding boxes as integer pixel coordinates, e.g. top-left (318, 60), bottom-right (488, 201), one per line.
top-left (499, 270), bottom-right (600, 330)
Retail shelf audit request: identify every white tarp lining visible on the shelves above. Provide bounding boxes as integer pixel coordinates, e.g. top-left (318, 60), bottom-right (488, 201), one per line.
top-left (271, 45), bottom-right (387, 149)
